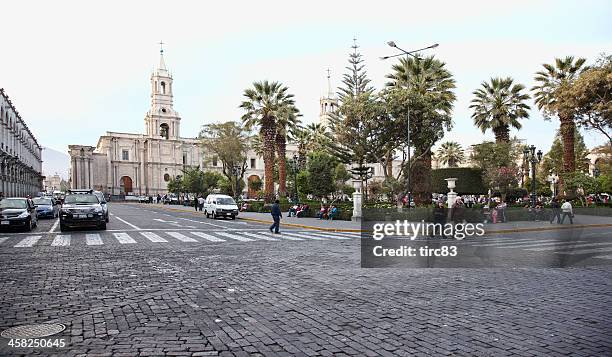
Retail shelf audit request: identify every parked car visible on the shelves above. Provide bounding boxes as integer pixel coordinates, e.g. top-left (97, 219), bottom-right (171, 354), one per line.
top-left (93, 191), bottom-right (109, 222)
top-left (204, 194), bottom-right (239, 220)
top-left (33, 197), bottom-right (59, 219)
top-left (60, 190), bottom-right (106, 231)
top-left (0, 198), bottom-right (38, 231)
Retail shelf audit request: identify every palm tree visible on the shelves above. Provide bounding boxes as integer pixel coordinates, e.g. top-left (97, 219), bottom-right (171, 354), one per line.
top-left (240, 81), bottom-right (298, 202)
top-left (532, 56), bottom-right (586, 174)
top-left (275, 107), bottom-right (300, 197)
top-left (470, 77), bottom-right (530, 143)
top-left (437, 141), bottom-right (465, 167)
top-left (305, 123), bottom-right (331, 152)
top-left (289, 126), bottom-right (310, 169)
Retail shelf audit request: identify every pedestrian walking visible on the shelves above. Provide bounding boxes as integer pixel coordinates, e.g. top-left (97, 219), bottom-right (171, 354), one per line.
top-left (198, 196), bottom-right (205, 211)
top-left (193, 196), bottom-right (198, 211)
top-left (270, 199), bottom-right (282, 234)
top-left (560, 199), bottom-right (574, 224)
top-left (549, 198), bottom-right (561, 224)
top-left (432, 201), bottom-right (447, 238)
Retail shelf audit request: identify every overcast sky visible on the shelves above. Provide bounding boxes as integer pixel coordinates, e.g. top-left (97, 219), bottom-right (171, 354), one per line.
top-left (1, 0), bottom-right (610, 154)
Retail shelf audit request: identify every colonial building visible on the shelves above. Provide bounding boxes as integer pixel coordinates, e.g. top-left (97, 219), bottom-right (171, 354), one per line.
top-left (0, 88), bottom-right (43, 197)
top-left (69, 48), bottom-right (202, 195)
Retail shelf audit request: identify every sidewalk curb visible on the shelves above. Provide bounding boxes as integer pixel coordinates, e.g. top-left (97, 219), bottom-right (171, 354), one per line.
top-left (128, 203), bottom-right (611, 234)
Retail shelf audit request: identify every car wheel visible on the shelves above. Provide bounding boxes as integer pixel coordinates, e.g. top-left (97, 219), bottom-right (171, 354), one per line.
top-left (99, 222), bottom-right (107, 230)
top-left (212, 211), bottom-right (216, 219)
top-left (231, 215), bottom-right (236, 220)
top-left (25, 218), bottom-right (33, 232)
top-left (105, 216), bottom-right (109, 223)
top-left (60, 224), bottom-right (67, 232)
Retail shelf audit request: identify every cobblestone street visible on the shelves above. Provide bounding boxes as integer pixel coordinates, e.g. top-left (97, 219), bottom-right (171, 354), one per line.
top-left (0, 203), bottom-right (610, 356)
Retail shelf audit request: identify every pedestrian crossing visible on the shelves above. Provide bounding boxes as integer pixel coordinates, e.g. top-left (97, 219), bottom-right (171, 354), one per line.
top-left (0, 230), bottom-right (362, 248)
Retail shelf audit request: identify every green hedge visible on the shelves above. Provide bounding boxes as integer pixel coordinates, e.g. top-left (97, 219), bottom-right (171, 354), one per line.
top-left (431, 168), bottom-right (486, 194)
top-left (245, 200), bottom-right (354, 220)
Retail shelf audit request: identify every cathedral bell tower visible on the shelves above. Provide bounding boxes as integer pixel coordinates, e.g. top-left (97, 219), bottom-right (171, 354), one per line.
top-left (319, 69), bottom-right (338, 128)
top-left (145, 42), bottom-right (181, 139)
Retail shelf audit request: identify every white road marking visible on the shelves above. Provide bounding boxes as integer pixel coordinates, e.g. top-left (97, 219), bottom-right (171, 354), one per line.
top-left (282, 231), bottom-right (326, 240)
top-left (306, 232), bottom-right (352, 240)
top-left (526, 242), bottom-right (612, 251)
top-left (14, 235), bottom-right (42, 247)
top-left (166, 232), bottom-right (198, 242)
top-left (593, 254), bottom-right (612, 260)
top-left (176, 217), bottom-right (228, 228)
top-left (48, 219), bottom-right (59, 233)
top-left (241, 232), bottom-right (279, 241)
top-left (51, 235), bottom-right (70, 246)
top-left (153, 218), bottom-right (195, 228)
top-left (472, 239), bottom-right (554, 247)
top-left (257, 231), bottom-right (302, 241)
top-left (113, 216), bottom-right (141, 230)
top-left (216, 232), bottom-right (254, 242)
top-left (558, 247), bottom-right (612, 255)
top-left (86, 233), bottom-right (103, 245)
top-left (190, 231), bottom-right (225, 242)
top-left (470, 237), bottom-right (538, 244)
top-left (140, 231), bottom-right (168, 242)
top-left (0, 237), bottom-right (8, 245)
top-left (113, 232), bottom-right (136, 244)
top-left (493, 241), bottom-right (586, 249)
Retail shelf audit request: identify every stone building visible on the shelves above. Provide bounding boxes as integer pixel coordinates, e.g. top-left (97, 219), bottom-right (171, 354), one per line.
top-left (0, 88), bottom-right (43, 197)
top-left (69, 48), bottom-right (202, 196)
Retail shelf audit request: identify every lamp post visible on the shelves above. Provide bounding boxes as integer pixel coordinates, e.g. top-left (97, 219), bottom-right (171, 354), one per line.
top-left (523, 145), bottom-right (543, 208)
top-left (292, 154), bottom-right (299, 204)
top-left (232, 165), bottom-right (241, 201)
top-left (381, 41), bottom-right (439, 208)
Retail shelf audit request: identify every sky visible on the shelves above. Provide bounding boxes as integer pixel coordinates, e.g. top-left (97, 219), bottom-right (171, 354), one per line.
top-left (1, 0), bottom-right (611, 155)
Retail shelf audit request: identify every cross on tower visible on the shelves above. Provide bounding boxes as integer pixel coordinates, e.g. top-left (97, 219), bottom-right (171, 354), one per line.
top-left (158, 41), bottom-right (164, 54)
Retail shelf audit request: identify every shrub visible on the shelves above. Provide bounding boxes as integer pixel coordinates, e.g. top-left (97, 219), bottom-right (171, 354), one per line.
top-left (431, 168), bottom-right (486, 194)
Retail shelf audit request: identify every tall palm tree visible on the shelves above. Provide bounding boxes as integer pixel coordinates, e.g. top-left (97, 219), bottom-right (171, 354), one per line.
top-left (437, 141), bottom-right (465, 167)
top-left (240, 81), bottom-right (298, 202)
top-left (275, 107), bottom-right (301, 197)
top-left (532, 56), bottom-right (586, 174)
top-left (470, 77), bottom-right (530, 143)
top-left (305, 123), bottom-right (331, 152)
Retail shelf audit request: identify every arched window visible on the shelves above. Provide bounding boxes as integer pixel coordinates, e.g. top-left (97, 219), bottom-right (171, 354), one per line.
top-left (161, 81), bottom-right (166, 94)
top-left (160, 123), bottom-right (169, 139)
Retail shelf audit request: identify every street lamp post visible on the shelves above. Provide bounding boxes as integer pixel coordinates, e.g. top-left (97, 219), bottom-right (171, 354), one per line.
top-left (232, 165), bottom-right (241, 201)
top-left (381, 42), bottom-right (439, 208)
top-left (292, 154), bottom-right (299, 204)
top-left (523, 145), bottom-right (543, 208)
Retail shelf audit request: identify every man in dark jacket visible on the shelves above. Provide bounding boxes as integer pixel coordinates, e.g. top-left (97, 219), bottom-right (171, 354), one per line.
top-left (270, 199), bottom-right (282, 234)
top-left (549, 198), bottom-right (561, 224)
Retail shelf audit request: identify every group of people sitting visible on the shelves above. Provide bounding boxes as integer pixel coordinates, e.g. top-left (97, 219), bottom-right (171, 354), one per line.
top-left (316, 204), bottom-right (339, 220)
top-left (287, 203), bottom-right (310, 218)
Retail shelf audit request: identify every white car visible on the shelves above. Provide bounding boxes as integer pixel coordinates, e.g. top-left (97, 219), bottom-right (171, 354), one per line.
top-left (204, 194), bottom-right (239, 220)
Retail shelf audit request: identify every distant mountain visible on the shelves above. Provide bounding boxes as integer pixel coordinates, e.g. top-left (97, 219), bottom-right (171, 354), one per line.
top-left (42, 147), bottom-right (70, 180)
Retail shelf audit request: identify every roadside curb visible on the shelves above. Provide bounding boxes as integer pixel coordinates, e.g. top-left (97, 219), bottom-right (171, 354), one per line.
top-left (128, 203), bottom-right (611, 234)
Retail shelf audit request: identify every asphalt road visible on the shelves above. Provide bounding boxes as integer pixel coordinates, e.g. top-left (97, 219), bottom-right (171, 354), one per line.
top-left (0, 203), bottom-right (610, 356)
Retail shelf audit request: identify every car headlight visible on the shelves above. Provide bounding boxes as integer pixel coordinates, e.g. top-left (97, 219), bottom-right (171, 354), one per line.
top-left (18, 211), bottom-right (29, 218)
top-left (94, 207), bottom-right (103, 213)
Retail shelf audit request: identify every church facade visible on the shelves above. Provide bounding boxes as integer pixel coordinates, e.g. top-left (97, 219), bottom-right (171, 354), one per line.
top-left (69, 49), bottom-right (202, 196)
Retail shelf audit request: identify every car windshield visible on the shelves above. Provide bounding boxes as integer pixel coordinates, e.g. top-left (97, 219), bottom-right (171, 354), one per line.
top-left (0, 199), bottom-right (28, 209)
top-left (217, 197), bottom-right (236, 205)
top-left (64, 194), bottom-right (99, 204)
top-left (33, 198), bottom-right (53, 206)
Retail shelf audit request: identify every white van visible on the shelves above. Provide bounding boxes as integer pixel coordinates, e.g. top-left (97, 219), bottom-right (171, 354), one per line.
top-left (204, 194), bottom-right (239, 220)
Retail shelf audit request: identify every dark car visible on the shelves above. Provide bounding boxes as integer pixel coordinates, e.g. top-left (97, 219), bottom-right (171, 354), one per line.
top-left (33, 197), bottom-right (59, 219)
top-left (60, 192), bottom-right (106, 231)
top-left (0, 198), bottom-right (38, 232)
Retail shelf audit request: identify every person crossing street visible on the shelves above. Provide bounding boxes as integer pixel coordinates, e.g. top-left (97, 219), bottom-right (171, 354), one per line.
top-left (560, 199), bottom-right (574, 224)
top-left (270, 199), bottom-right (282, 234)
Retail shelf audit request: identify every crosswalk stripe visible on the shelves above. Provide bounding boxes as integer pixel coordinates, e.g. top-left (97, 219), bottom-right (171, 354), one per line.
top-left (306, 232), bottom-right (351, 240)
top-left (493, 241), bottom-right (586, 249)
top-left (526, 242), bottom-right (612, 252)
top-left (593, 254), bottom-right (612, 260)
top-left (257, 231), bottom-right (302, 240)
top-left (241, 232), bottom-right (279, 241)
top-left (167, 232), bottom-right (198, 242)
top-left (470, 237), bottom-right (537, 243)
top-left (86, 233), bottom-right (103, 245)
top-left (472, 239), bottom-right (554, 247)
top-left (316, 231), bottom-right (359, 239)
top-left (0, 237), bottom-right (9, 245)
top-left (216, 232), bottom-right (254, 242)
top-left (113, 232), bottom-right (136, 244)
top-left (14, 236), bottom-right (42, 247)
top-left (190, 231), bottom-right (225, 242)
top-left (556, 247), bottom-right (612, 255)
top-left (140, 231), bottom-right (168, 242)
top-left (282, 231), bottom-right (326, 240)
top-left (51, 235), bottom-right (71, 246)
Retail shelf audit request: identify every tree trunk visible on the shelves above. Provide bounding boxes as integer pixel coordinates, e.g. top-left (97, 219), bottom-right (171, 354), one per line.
top-left (560, 118), bottom-right (576, 173)
top-left (493, 124), bottom-right (510, 143)
top-left (276, 131), bottom-right (287, 198)
top-left (262, 119), bottom-right (276, 203)
top-left (411, 149), bottom-right (432, 206)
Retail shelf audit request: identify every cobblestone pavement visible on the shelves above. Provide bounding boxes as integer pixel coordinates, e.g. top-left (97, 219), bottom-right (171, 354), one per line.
top-left (0, 203), bottom-right (610, 356)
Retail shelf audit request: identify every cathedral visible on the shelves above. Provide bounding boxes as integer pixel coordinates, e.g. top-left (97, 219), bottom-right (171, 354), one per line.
top-left (69, 48), bottom-right (202, 196)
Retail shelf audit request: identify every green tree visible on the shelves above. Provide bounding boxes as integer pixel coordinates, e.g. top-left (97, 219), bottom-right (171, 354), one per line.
top-left (540, 129), bottom-right (590, 181)
top-left (200, 121), bottom-right (249, 182)
top-left (532, 56), bottom-right (587, 174)
top-left (275, 107), bottom-right (301, 197)
top-left (218, 176), bottom-right (246, 197)
top-left (306, 151), bottom-right (337, 199)
top-left (182, 167), bottom-right (223, 196)
top-left (436, 141), bottom-right (465, 167)
top-left (240, 81), bottom-right (299, 202)
top-left (166, 176), bottom-right (183, 194)
top-left (470, 77), bottom-right (530, 143)
top-left (490, 167), bottom-right (519, 201)
top-left (471, 140), bottom-right (522, 190)
top-left (385, 55), bottom-right (457, 205)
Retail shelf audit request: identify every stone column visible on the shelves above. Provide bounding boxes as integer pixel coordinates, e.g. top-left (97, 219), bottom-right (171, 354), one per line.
top-left (352, 191), bottom-right (362, 222)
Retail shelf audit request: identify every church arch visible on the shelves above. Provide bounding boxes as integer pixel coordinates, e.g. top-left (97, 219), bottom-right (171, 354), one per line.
top-left (160, 123), bottom-right (169, 139)
top-left (119, 176), bottom-right (133, 194)
top-left (161, 81), bottom-right (166, 94)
